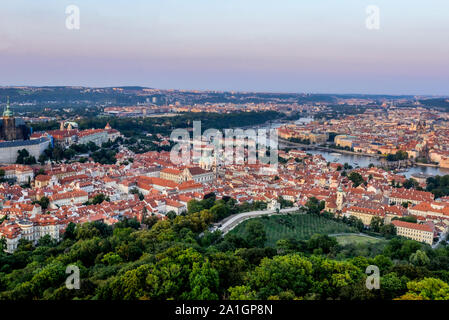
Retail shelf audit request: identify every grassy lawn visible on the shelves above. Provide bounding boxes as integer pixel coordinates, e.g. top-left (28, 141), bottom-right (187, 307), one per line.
top-left (333, 234), bottom-right (387, 246)
top-left (230, 213), bottom-right (358, 247)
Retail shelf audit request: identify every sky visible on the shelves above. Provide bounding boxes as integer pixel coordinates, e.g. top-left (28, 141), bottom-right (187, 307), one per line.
top-left (0, 0), bottom-right (448, 95)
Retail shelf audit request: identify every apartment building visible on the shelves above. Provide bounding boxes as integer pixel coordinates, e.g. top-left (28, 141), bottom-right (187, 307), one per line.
top-left (391, 220), bottom-right (434, 245)
top-left (389, 188), bottom-right (434, 206)
top-left (1, 164), bottom-right (34, 184)
top-left (0, 216), bottom-right (60, 253)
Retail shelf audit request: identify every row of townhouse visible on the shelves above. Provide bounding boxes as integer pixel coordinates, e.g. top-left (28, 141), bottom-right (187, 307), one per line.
top-left (0, 216), bottom-right (61, 253)
top-left (408, 201), bottom-right (449, 219)
top-left (0, 164), bottom-right (34, 184)
top-left (388, 188), bottom-right (434, 205)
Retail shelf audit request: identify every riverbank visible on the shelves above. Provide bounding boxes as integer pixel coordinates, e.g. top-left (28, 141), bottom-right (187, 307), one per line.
top-left (280, 138), bottom-right (449, 172)
top-left (279, 138), bottom-right (380, 158)
top-left (415, 162), bottom-right (440, 168)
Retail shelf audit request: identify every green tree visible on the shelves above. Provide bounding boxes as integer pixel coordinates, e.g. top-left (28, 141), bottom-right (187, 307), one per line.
top-left (101, 252), bottom-right (123, 265)
top-left (372, 254), bottom-right (393, 273)
top-left (304, 197), bottom-right (325, 215)
top-left (185, 260), bottom-right (219, 300)
top-left (244, 220), bottom-right (267, 248)
top-left (16, 149), bottom-right (36, 165)
top-left (38, 196), bottom-right (50, 210)
top-left (380, 272), bottom-right (408, 300)
top-left (380, 224), bottom-right (396, 238)
top-left (245, 254), bottom-right (314, 299)
top-left (52, 146), bottom-right (64, 161)
top-left (187, 200), bottom-right (205, 214)
top-left (348, 172), bottom-right (365, 188)
top-left (278, 196), bottom-right (293, 209)
top-left (90, 193), bottom-right (107, 205)
top-left (63, 222), bottom-right (76, 240)
top-left (306, 234), bottom-right (338, 254)
top-left (398, 278), bottom-right (449, 300)
top-left (166, 211), bottom-right (177, 220)
top-left (403, 178), bottom-right (420, 190)
top-left (37, 234), bottom-right (56, 247)
top-left (409, 250), bottom-right (430, 267)
top-left (210, 203), bottom-right (230, 222)
top-left (369, 216), bottom-right (384, 233)
top-left (228, 286), bottom-right (257, 300)
top-left (0, 236), bottom-right (6, 253)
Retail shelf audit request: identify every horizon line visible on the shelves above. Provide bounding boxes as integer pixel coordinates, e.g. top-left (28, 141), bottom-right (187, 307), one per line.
top-left (0, 85), bottom-right (447, 98)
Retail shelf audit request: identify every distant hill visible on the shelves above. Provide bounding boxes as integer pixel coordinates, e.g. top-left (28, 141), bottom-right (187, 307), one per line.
top-left (420, 98), bottom-right (449, 111)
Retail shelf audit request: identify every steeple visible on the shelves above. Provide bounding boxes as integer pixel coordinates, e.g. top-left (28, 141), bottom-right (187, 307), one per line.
top-left (3, 96), bottom-right (13, 118)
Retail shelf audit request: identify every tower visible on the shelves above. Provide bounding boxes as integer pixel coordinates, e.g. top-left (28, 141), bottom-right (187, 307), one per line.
top-left (336, 186), bottom-right (344, 211)
top-left (2, 97), bottom-right (17, 141)
top-left (3, 96), bottom-right (13, 118)
top-left (0, 97), bottom-right (27, 141)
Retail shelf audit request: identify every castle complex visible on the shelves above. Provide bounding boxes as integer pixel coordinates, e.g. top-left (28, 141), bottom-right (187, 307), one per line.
top-left (0, 98), bottom-right (50, 164)
top-left (0, 97), bottom-right (29, 141)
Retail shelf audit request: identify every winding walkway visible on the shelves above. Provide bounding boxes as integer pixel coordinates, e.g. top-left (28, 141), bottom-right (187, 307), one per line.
top-left (215, 207), bottom-right (301, 235)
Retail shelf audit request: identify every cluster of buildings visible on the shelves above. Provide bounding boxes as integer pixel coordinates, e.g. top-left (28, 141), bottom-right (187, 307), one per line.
top-left (31, 122), bottom-right (121, 148)
top-left (278, 107), bottom-right (449, 168)
top-left (1, 140), bottom-right (447, 252)
top-left (104, 101), bottom-right (322, 118)
top-left (0, 99), bottom-right (121, 165)
top-left (2, 100), bottom-right (449, 252)
top-left (0, 150), bottom-right (220, 252)
top-left (103, 106), bottom-right (172, 117)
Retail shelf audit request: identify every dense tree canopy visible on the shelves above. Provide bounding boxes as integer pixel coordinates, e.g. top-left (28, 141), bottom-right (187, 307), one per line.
top-left (2, 199), bottom-right (449, 300)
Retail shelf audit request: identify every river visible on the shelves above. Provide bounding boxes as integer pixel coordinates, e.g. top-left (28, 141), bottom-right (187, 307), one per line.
top-left (305, 150), bottom-right (449, 178)
top-left (261, 117), bottom-right (449, 179)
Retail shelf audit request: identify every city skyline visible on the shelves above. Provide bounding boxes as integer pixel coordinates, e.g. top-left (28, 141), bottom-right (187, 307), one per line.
top-left (0, 0), bottom-right (448, 95)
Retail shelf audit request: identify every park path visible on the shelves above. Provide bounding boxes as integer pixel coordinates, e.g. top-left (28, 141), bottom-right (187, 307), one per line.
top-left (328, 232), bottom-right (383, 240)
top-left (215, 207), bottom-right (301, 235)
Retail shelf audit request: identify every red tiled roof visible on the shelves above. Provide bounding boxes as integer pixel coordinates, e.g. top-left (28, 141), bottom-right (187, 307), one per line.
top-left (391, 220), bottom-right (433, 232)
top-left (50, 190), bottom-right (88, 201)
top-left (35, 175), bottom-right (51, 182)
top-left (187, 167), bottom-right (207, 175)
top-left (161, 168), bottom-right (182, 175)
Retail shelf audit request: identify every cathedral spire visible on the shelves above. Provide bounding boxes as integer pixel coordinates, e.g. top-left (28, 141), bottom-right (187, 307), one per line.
top-left (3, 96), bottom-right (13, 118)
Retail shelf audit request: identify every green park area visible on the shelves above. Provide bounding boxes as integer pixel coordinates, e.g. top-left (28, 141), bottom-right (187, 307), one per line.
top-left (230, 213), bottom-right (358, 247)
top-left (333, 234), bottom-right (387, 246)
